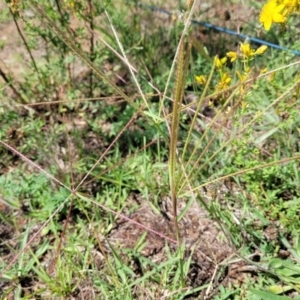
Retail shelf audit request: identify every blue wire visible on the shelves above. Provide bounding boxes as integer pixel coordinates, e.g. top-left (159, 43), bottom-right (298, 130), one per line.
top-left (139, 2), bottom-right (300, 56)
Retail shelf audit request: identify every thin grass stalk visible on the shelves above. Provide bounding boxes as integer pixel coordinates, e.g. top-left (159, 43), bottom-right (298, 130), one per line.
top-left (169, 38), bottom-right (187, 242)
top-left (174, 39), bottom-right (192, 190)
top-left (87, 0), bottom-right (94, 98)
top-left (17, 95), bottom-right (124, 108)
top-left (158, 0), bottom-right (197, 118)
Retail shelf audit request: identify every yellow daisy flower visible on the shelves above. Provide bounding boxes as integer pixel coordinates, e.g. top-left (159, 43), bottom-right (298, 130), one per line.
top-left (259, 0), bottom-right (286, 30)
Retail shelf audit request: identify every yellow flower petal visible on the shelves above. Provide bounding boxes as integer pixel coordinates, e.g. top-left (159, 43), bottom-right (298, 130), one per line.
top-left (220, 57), bottom-right (227, 65)
top-left (255, 45), bottom-right (268, 55)
top-left (222, 73), bottom-right (231, 84)
top-left (214, 56), bottom-right (227, 68)
top-left (226, 51), bottom-right (238, 62)
top-left (195, 75), bottom-right (207, 85)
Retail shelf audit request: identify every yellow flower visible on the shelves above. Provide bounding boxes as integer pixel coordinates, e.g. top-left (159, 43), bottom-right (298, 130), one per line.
top-left (226, 51), bottom-right (238, 62)
top-left (221, 73), bottom-right (231, 84)
top-left (259, 0), bottom-right (286, 30)
top-left (195, 75), bottom-right (207, 85)
top-left (240, 42), bottom-right (255, 58)
top-left (255, 45), bottom-right (268, 55)
top-left (214, 56), bottom-right (227, 68)
top-left (216, 72), bottom-right (231, 91)
top-left (281, 0), bottom-right (299, 14)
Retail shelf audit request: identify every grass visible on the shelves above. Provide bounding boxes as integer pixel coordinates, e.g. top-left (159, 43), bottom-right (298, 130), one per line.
top-left (1, 0), bottom-right (300, 299)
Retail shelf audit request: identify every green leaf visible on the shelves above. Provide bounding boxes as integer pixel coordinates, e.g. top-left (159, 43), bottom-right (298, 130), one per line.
top-left (250, 288), bottom-right (292, 300)
top-left (254, 127), bottom-right (278, 145)
top-left (268, 285), bottom-right (293, 295)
